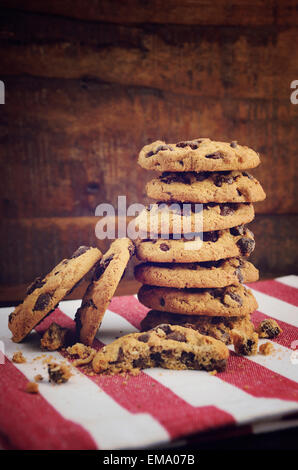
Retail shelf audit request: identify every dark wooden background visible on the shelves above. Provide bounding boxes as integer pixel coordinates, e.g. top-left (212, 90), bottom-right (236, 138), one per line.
top-left (1, 0), bottom-right (298, 304)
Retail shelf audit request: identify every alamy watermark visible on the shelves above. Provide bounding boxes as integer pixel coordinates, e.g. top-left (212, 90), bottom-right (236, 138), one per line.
top-left (94, 196), bottom-right (203, 250)
top-left (290, 340), bottom-right (298, 365)
top-left (290, 80), bottom-right (298, 104)
top-left (0, 80), bottom-right (4, 104)
top-left (0, 341), bottom-right (4, 365)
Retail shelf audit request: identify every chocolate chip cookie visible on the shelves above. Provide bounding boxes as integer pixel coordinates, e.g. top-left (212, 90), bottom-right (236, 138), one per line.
top-left (135, 225), bottom-right (255, 263)
top-left (92, 324), bottom-right (229, 374)
top-left (146, 170), bottom-right (266, 203)
top-left (8, 246), bottom-right (102, 343)
top-left (138, 284), bottom-right (258, 316)
top-left (140, 310), bottom-right (255, 345)
top-left (138, 138), bottom-right (260, 172)
top-left (135, 258), bottom-right (259, 289)
top-left (75, 238), bottom-right (135, 346)
top-left (134, 202), bottom-right (254, 234)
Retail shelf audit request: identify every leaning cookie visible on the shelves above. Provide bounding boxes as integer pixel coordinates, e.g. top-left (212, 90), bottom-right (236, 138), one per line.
top-left (138, 284), bottom-right (258, 317)
top-left (146, 171), bottom-right (266, 203)
top-left (92, 324), bottom-right (229, 374)
top-left (138, 138), bottom-right (260, 172)
top-left (135, 258), bottom-right (259, 289)
top-left (134, 202), bottom-right (254, 234)
top-left (140, 310), bottom-right (255, 345)
top-left (8, 246), bottom-right (102, 343)
top-left (135, 225), bottom-right (255, 263)
top-left (75, 238), bottom-right (135, 346)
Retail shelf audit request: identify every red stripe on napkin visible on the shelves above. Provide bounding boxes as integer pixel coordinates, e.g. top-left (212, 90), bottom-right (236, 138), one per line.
top-left (50, 309), bottom-right (235, 439)
top-left (249, 280), bottom-right (298, 307)
top-left (109, 295), bottom-right (149, 329)
top-left (220, 352), bottom-right (298, 402)
top-left (0, 359), bottom-right (97, 450)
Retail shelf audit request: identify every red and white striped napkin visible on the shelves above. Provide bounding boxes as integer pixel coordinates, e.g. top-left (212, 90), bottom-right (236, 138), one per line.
top-left (0, 275), bottom-right (297, 450)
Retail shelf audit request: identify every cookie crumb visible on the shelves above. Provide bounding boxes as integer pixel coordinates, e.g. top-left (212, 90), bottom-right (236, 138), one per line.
top-left (66, 343), bottom-right (96, 366)
top-left (34, 374), bottom-right (43, 382)
top-left (259, 342), bottom-right (274, 355)
top-left (209, 370), bottom-right (217, 375)
top-left (40, 322), bottom-right (70, 351)
top-left (25, 382), bottom-right (39, 394)
top-left (48, 362), bottom-right (71, 384)
top-left (257, 319), bottom-right (282, 339)
top-left (231, 331), bottom-right (258, 356)
top-left (12, 351), bottom-right (26, 363)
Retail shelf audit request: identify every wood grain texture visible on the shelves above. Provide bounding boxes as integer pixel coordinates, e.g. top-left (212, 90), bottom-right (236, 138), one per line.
top-left (1, 9), bottom-right (298, 100)
top-left (0, 215), bottom-right (297, 305)
top-left (1, 75), bottom-right (297, 217)
top-left (2, 0), bottom-right (298, 26)
top-left (0, 2), bottom-right (297, 302)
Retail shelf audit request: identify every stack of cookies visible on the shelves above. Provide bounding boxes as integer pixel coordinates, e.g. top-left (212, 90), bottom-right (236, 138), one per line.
top-left (134, 138), bottom-right (266, 355)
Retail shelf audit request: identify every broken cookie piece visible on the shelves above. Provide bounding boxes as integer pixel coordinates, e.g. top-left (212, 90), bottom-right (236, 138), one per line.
top-left (231, 330), bottom-right (258, 356)
top-left (48, 362), bottom-right (72, 384)
top-left (66, 343), bottom-right (96, 366)
top-left (92, 324), bottom-right (229, 375)
top-left (40, 322), bottom-right (70, 351)
top-left (25, 382), bottom-right (39, 394)
top-left (257, 318), bottom-right (282, 339)
top-left (259, 342), bottom-right (274, 355)
top-left (12, 351), bottom-right (26, 363)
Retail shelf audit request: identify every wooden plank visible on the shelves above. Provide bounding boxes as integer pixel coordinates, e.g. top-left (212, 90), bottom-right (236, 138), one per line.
top-left (1, 76), bottom-right (297, 217)
top-left (1, 10), bottom-right (298, 100)
top-left (0, 215), bottom-right (297, 304)
top-left (0, 1), bottom-right (276, 26)
top-left (2, 0), bottom-right (298, 26)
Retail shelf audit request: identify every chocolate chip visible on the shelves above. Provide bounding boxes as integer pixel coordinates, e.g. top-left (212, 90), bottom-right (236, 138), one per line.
top-left (94, 255), bottom-right (113, 280)
top-left (26, 277), bottom-right (46, 295)
top-left (230, 225), bottom-right (245, 236)
top-left (159, 243), bottom-right (169, 251)
top-left (203, 231), bottom-right (219, 243)
top-left (220, 204), bottom-right (235, 216)
top-left (146, 145), bottom-right (172, 157)
top-left (150, 352), bottom-right (162, 365)
top-left (243, 171), bottom-right (254, 180)
top-left (180, 351), bottom-right (195, 366)
top-left (237, 238), bottom-right (255, 256)
top-left (117, 347), bottom-right (124, 362)
top-left (237, 189), bottom-right (242, 196)
top-left (33, 292), bottom-right (52, 311)
top-left (226, 290), bottom-right (243, 306)
top-left (205, 151), bottom-right (223, 159)
top-left (237, 338), bottom-right (256, 355)
top-left (70, 246), bottom-right (90, 259)
top-left (138, 333), bottom-right (150, 343)
top-left (230, 141), bottom-right (238, 148)
top-left (156, 324), bottom-right (172, 334)
top-left (160, 297), bottom-right (165, 307)
top-left (176, 140), bottom-right (199, 150)
top-left (214, 173), bottom-right (234, 187)
top-left (167, 331), bottom-right (187, 342)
